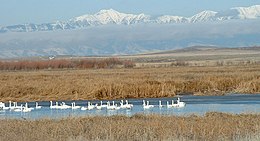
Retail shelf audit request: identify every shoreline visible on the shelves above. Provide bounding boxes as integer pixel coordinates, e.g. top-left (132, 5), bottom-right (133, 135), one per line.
top-left (0, 92), bottom-right (259, 103)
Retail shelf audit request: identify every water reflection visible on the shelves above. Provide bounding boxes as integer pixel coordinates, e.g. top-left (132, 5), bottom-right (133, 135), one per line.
top-left (1, 94), bottom-right (260, 120)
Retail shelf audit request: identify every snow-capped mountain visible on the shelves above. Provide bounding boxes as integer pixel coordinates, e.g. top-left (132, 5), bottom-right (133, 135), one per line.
top-left (1, 5), bottom-right (260, 59)
top-left (189, 11), bottom-right (217, 23)
top-left (234, 5), bottom-right (260, 19)
top-left (156, 15), bottom-right (188, 23)
top-left (72, 9), bottom-right (151, 25)
top-left (0, 5), bottom-right (260, 33)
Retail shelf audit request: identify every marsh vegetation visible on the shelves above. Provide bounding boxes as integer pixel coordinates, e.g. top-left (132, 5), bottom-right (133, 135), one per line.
top-left (0, 112), bottom-right (260, 141)
top-left (0, 47), bottom-right (260, 141)
top-left (0, 64), bottom-right (259, 102)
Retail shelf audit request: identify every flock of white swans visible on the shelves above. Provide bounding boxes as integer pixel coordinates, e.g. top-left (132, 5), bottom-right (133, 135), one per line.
top-left (0, 97), bottom-right (186, 113)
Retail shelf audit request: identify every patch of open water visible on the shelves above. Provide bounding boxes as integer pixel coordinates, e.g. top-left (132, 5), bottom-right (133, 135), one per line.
top-left (1, 94), bottom-right (260, 120)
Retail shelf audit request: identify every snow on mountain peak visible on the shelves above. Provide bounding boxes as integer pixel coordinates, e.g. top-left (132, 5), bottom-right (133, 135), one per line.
top-left (71, 5), bottom-right (260, 25)
top-left (1, 5), bottom-right (260, 33)
top-left (72, 9), bottom-right (150, 25)
top-left (96, 9), bottom-right (121, 15)
top-left (73, 9), bottom-right (122, 22)
top-left (232, 5), bottom-right (260, 19)
top-left (157, 15), bottom-right (188, 23)
top-left (189, 10), bottom-right (217, 23)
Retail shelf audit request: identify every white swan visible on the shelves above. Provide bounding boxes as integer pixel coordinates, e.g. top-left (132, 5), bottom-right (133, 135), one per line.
top-left (50, 101), bottom-right (57, 109)
top-left (120, 100), bottom-right (133, 109)
top-left (176, 97), bottom-right (186, 108)
top-left (59, 102), bottom-right (71, 109)
top-left (55, 102), bottom-right (60, 108)
top-left (93, 101), bottom-right (105, 110)
top-left (50, 101), bottom-right (61, 109)
top-left (171, 100), bottom-right (178, 107)
top-left (100, 101), bottom-right (107, 108)
top-left (22, 103), bottom-right (33, 112)
top-left (120, 100), bottom-right (125, 108)
top-left (26, 103), bottom-right (34, 110)
top-left (106, 101), bottom-right (111, 109)
top-left (147, 101), bottom-right (154, 108)
top-left (0, 102), bottom-right (10, 110)
top-left (81, 102), bottom-right (92, 110)
top-left (96, 103), bottom-right (102, 110)
top-left (10, 101), bottom-right (19, 110)
top-left (9, 101), bottom-right (15, 110)
top-left (0, 102), bottom-right (5, 110)
top-left (35, 102), bottom-right (42, 109)
top-left (107, 101), bottom-right (120, 110)
top-left (80, 107), bottom-right (87, 110)
top-left (166, 101), bottom-right (173, 108)
top-left (71, 102), bottom-right (81, 109)
top-left (159, 100), bottom-right (163, 108)
top-left (0, 102), bottom-right (3, 110)
top-left (106, 101), bottom-right (113, 110)
top-left (171, 97), bottom-right (186, 108)
top-left (80, 104), bottom-right (87, 110)
top-left (143, 100), bottom-right (154, 109)
top-left (113, 101), bottom-right (121, 110)
top-left (87, 102), bottom-right (95, 110)
top-left (14, 102), bottom-right (23, 110)
top-left (126, 100), bottom-right (133, 108)
top-left (13, 102), bottom-right (17, 109)
top-left (115, 104), bottom-right (121, 110)
top-left (14, 104), bottom-right (23, 112)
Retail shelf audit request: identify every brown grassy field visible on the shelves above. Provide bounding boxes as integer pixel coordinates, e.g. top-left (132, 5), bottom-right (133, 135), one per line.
top-left (123, 46), bottom-right (260, 65)
top-left (0, 64), bottom-right (259, 102)
top-left (0, 48), bottom-right (259, 141)
top-left (0, 46), bottom-right (259, 102)
top-left (0, 112), bottom-right (260, 141)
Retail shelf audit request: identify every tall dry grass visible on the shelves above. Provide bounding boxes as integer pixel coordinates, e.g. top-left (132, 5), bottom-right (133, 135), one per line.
top-left (0, 58), bottom-right (135, 70)
top-left (0, 113), bottom-right (260, 141)
top-left (0, 65), bottom-right (259, 102)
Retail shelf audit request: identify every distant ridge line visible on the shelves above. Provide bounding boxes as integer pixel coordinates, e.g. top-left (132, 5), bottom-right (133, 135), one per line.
top-left (1, 5), bottom-right (260, 33)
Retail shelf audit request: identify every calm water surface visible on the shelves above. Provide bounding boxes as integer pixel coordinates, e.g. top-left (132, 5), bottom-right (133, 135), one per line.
top-left (1, 94), bottom-right (260, 120)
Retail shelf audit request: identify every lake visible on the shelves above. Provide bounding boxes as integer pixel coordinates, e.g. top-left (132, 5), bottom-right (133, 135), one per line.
top-left (1, 94), bottom-right (260, 120)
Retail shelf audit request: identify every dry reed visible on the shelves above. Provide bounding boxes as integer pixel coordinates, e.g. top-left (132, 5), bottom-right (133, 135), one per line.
top-left (0, 58), bottom-right (135, 70)
top-left (0, 65), bottom-right (259, 102)
top-left (0, 112), bottom-right (260, 141)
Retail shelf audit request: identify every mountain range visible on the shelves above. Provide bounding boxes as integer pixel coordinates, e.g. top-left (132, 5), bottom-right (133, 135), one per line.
top-left (1, 5), bottom-right (260, 33)
top-left (0, 5), bottom-right (260, 58)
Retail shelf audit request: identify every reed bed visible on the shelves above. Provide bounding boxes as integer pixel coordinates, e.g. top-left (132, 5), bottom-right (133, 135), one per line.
top-left (0, 112), bottom-right (260, 141)
top-left (0, 58), bottom-right (135, 70)
top-left (0, 65), bottom-right (259, 102)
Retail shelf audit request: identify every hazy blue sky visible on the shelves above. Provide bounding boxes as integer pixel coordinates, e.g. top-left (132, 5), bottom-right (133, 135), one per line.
top-left (0, 0), bottom-right (260, 26)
